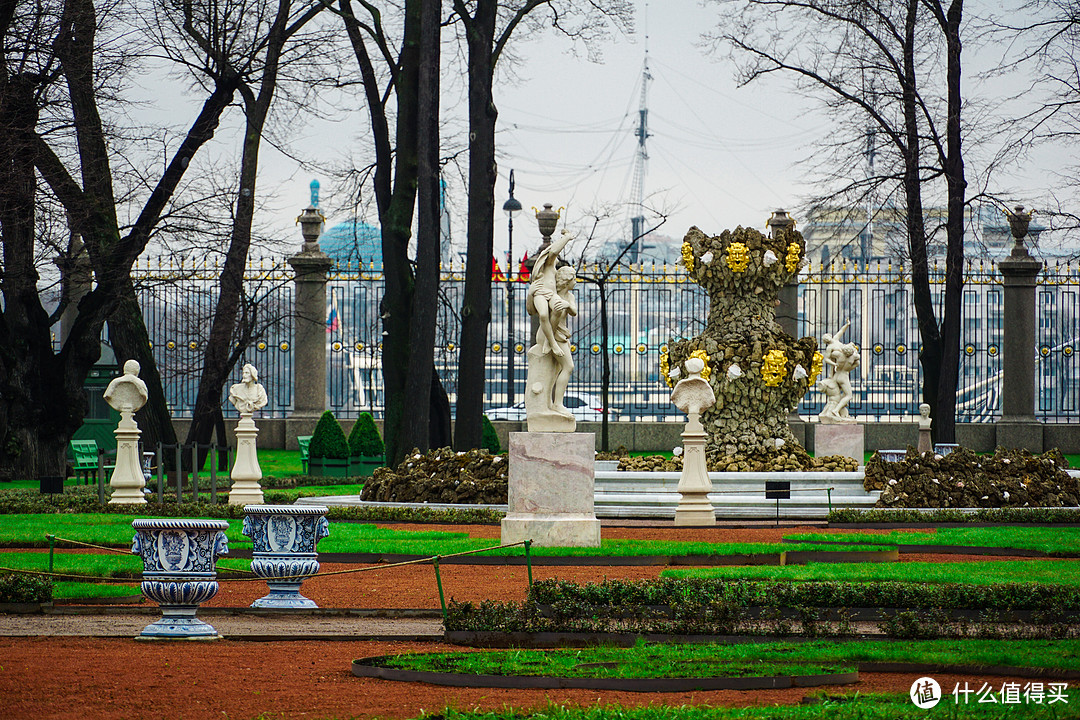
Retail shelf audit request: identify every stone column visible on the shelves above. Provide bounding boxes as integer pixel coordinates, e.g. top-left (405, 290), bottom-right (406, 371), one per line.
top-left (287, 206), bottom-right (332, 448)
top-left (997, 206), bottom-right (1043, 451)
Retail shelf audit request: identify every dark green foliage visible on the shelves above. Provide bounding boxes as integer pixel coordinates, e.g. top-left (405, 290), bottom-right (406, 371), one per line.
top-left (348, 413), bottom-right (384, 457)
top-left (0, 486), bottom-right (502, 525)
top-left (829, 507), bottom-right (1080, 524)
top-left (0, 573), bottom-right (52, 603)
top-left (481, 415), bottom-right (501, 454)
top-left (309, 411), bottom-right (349, 459)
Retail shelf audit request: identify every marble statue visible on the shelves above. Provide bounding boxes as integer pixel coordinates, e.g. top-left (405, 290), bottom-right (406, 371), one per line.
top-left (917, 402), bottom-right (933, 453)
top-left (524, 229), bottom-right (578, 432)
top-left (671, 356), bottom-right (716, 526)
top-left (104, 360), bottom-right (149, 504)
top-left (229, 363), bottom-right (267, 505)
top-left (818, 321), bottom-right (860, 423)
top-left (229, 363), bottom-right (268, 415)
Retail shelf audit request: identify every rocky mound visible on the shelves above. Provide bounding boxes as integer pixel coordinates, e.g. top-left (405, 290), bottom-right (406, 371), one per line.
top-left (618, 447), bottom-right (858, 473)
top-left (359, 447), bottom-right (508, 505)
top-left (867, 447), bottom-right (1079, 508)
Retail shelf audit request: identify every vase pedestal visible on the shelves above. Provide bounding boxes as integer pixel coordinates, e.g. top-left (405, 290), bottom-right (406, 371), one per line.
top-left (243, 505), bottom-right (330, 608)
top-left (675, 423), bottom-right (716, 526)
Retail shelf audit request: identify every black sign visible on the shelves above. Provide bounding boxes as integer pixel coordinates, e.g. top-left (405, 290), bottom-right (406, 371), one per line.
top-left (765, 480), bottom-right (791, 500)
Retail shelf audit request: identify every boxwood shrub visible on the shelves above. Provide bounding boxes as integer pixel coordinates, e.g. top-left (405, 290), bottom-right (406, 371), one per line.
top-left (310, 410), bottom-right (349, 459)
top-left (348, 412), bottom-right (384, 457)
top-left (0, 573), bottom-right (52, 603)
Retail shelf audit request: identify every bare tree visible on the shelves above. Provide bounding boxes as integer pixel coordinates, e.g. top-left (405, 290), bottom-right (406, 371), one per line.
top-left (709, 0), bottom-right (968, 442)
top-left (1, 0), bottom-right (237, 479)
top-left (450, 0), bottom-right (633, 452)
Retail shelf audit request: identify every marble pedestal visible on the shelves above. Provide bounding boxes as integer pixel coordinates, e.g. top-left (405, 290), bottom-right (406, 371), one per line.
top-left (674, 425), bottom-right (716, 526)
top-left (109, 411), bottom-right (147, 505)
top-left (229, 414), bottom-right (264, 505)
top-left (815, 423), bottom-right (865, 465)
top-left (501, 432), bottom-right (600, 547)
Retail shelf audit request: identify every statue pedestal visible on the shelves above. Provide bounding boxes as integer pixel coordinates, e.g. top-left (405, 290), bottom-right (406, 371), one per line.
top-left (109, 412), bottom-right (147, 505)
top-left (815, 423), bottom-right (865, 465)
top-left (229, 414), bottom-right (264, 506)
top-left (501, 432), bottom-right (600, 547)
top-left (675, 423), bottom-right (715, 526)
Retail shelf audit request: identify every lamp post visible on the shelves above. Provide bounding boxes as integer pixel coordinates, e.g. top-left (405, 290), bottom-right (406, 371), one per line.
top-left (503, 170), bottom-right (523, 406)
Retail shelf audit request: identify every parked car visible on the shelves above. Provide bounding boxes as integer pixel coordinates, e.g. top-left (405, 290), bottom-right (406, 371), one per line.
top-left (486, 391), bottom-right (621, 422)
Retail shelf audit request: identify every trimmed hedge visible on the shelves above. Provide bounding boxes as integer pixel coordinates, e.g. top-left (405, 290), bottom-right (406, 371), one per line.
top-left (481, 415), bottom-right (502, 454)
top-left (829, 507), bottom-right (1080, 524)
top-left (309, 410), bottom-right (350, 459)
top-left (348, 412), bottom-right (384, 457)
top-left (0, 573), bottom-right (52, 603)
top-left (0, 487), bottom-right (502, 524)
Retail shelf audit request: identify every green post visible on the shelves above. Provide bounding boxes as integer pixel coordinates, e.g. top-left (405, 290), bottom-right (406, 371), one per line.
top-left (433, 556), bottom-right (447, 620)
top-left (524, 540), bottom-right (533, 593)
top-left (47, 534), bottom-right (55, 573)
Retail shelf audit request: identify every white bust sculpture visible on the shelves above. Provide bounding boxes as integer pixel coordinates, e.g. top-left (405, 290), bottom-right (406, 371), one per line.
top-left (104, 359), bottom-right (148, 416)
top-left (228, 363), bottom-right (268, 415)
top-left (524, 229), bottom-right (578, 432)
top-left (818, 321), bottom-right (859, 424)
top-left (670, 357), bottom-right (715, 423)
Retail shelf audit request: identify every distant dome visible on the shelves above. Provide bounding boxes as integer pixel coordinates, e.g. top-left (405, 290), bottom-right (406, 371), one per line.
top-left (320, 220), bottom-right (381, 266)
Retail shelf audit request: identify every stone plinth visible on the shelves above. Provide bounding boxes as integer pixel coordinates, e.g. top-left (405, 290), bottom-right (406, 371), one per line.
top-left (109, 411), bottom-right (147, 505)
top-left (815, 423), bottom-right (865, 466)
top-left (674, 427), bottom-right (715, 526)
top-left (228, 415), bottom-right (264, 505)
top-left (501, 432), bottom-right (600, 547)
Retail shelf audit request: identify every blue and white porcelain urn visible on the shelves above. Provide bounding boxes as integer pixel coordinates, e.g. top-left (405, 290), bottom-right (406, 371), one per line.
top-left (131, 518), bottom-right (230, 639)
top-left (242, 505), bottom-right (330, 608)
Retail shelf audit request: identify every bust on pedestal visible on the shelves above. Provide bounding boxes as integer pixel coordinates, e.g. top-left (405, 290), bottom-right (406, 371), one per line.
top-left (502, 226), bottom-right (599, 547)
top-left (105, 360), bottom-right (149, 504)
top-left (228, 364), bottom-right (268, 506)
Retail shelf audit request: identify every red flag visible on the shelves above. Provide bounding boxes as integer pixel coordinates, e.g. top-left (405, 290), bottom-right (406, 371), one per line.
top-left (517, 252), bottom-right (530, 282)
top-left (491, 256), bottom-right (506, 282)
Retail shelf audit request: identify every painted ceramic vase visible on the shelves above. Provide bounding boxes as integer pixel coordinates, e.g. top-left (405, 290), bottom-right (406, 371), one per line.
top-left (131, 518), bottom-right (230, 639)
top-left (242, 505), bottom-right (330, 608)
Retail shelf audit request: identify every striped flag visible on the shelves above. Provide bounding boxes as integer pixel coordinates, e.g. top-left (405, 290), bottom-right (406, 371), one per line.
top-left (326, 295), bottom-right (339, 333)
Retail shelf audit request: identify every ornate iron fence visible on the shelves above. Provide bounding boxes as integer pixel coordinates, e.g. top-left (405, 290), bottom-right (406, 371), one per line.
top-left (133, 257), bottom-right (1080, 423)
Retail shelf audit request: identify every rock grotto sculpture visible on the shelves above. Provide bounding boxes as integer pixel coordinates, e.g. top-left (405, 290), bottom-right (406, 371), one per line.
top-left (662, 220), bottom-right (820, 466)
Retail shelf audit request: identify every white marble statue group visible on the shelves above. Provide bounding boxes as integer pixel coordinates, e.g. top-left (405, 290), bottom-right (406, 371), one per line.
top-left (817, 320), bottom-right (860, 424)
top-left (104, 361), bottom-right (268, 505)
top-left (524, 229), bottom-right (579, 433)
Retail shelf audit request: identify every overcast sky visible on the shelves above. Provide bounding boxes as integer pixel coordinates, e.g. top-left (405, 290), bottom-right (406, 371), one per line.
top-left (229, 0), bottom-right (1072, 263)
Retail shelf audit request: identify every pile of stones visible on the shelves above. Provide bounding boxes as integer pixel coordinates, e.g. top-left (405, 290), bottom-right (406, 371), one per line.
top-left (618, 447), bottom-right (858, 473)
top-left (867, 447), bottom-right (1080, 508)
top-left (360, 447), bottom-right (508, 505)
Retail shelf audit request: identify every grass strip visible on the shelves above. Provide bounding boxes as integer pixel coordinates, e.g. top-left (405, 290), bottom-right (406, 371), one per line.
top-left (394, 692), bottom-right (1078, 720)
top-left (380, 638), bottom-right (1080, 677)
top-left (786, 526), bottom-right (1080, 555)
top-left (53, 581), bottom-right (141, 600)
top-left (663, 559), bottom-right (1080, 586)
top-left (381, 640), bottom-right (853, 678)
top-left (0, 515), bottom-right (887, 559)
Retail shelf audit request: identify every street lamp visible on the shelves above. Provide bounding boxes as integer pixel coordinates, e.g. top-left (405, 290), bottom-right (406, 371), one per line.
top-left (503, 170), bottom-right (523, 406)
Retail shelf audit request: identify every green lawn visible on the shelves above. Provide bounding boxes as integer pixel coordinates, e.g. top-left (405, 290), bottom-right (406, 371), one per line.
top-left (786, 526), bottom-right (1080, 555)
top-left (382, 638), bottom-right (1080, 678)
top-left (393, 692), bottom-right (1078, 720)
top-left (664, 559), bottom-right (1080, 586)
top-left (53, 581), bottom-right (142, 600)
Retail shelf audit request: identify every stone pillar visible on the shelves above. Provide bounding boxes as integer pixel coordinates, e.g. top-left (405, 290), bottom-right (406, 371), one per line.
top-left (287, 205), bottom-right (332, 446)
top-left (228, 414), bottom-right (264, 505)
top-left (997, 206), bottom-right (1043, 452)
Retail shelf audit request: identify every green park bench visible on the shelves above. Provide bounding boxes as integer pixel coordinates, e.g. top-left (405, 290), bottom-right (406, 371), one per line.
top-left (69, 439), bottom-right (115, 484)
top-left (298, 435), bottom-right (312, 475)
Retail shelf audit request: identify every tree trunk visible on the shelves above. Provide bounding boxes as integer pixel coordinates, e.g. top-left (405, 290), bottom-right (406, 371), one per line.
top-left (453, 0), bottom-right (499, 452)
top-left (381, 0), bottom-right (422, 466)
top-left (933, 0), bottom-right (967, 444)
